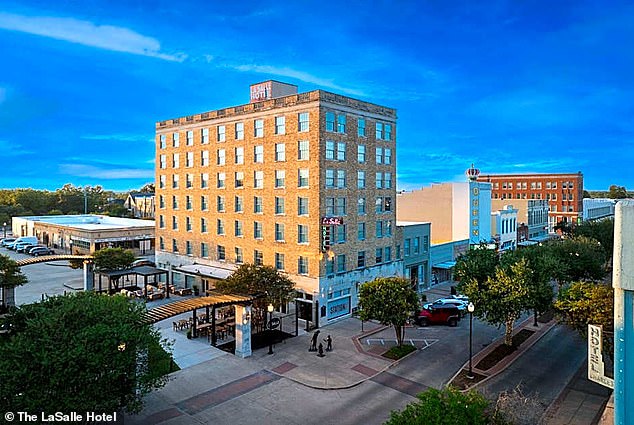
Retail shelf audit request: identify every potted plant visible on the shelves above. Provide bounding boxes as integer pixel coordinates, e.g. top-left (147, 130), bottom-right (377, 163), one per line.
top-left (192, 284), bottom-right (199, 296)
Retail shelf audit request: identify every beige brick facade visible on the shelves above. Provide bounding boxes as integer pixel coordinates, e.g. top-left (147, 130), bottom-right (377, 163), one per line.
top-left (155, 87), bottom-right (399, 324)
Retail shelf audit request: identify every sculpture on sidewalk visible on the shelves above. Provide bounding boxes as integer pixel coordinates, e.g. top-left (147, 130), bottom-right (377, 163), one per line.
top-left (309, 330), bottom-right (320, 351)
top-left (324, 334), bottom-right (332, 351)
top-left (317, 342), bottom-right (325, 357)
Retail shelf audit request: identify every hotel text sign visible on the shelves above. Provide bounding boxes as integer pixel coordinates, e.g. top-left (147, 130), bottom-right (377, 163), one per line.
top-left (588, 324), bottom-right (614, 388)
top-left (250, 81), bottom-right (272, 102)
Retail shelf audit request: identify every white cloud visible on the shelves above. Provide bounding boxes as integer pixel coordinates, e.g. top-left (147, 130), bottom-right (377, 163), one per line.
top-left (0, 12), bottom-right (186, 62)
top-left (59, 163), bottom-right (154, 179)
top-left (230, 64), bottom-right (365, 96)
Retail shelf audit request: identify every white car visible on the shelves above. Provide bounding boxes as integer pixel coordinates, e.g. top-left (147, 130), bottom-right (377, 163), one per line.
top-left (424, 298), bottom-right (468, 312)
top-left (447, 294), bottom-right (469, 303)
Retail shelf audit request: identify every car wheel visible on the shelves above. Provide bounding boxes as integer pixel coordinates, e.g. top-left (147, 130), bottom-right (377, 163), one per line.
top-left (418, 318), bottom-right (429, 327)
top-left (448, 318), bottom-right (458, 327)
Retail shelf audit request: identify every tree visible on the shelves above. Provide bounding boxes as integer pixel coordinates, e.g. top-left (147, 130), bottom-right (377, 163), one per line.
top-left (554, 281), bottom-right (613, 339)
top-left (139, 183), bottom-right (155, 193)
top-left (358, 277), bottom-right (419, 347)
top-left (512, 246), bottom-right (554, 325)
top-left (93, 247), bottom-right (136, 272)
top-left (0, 292), bottom-right (171, 413)
top-left (453, 243), bottom-right (499, 288)
top-left (545, 236), bottom-right (606, 283)
top-left (0, 254), bottom-right (28, 310)
top-left (570, 218), bottom-right (614, 263)
top-left (583, 190), bottom-right (591, 199)
top-left (215, 263), bottom-right (295, 311)
top-left (607, 184), bottom-right (627, 199)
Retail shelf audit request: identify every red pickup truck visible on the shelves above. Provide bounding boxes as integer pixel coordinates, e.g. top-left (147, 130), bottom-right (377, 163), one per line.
top-left (415, 305), bottom-right (460, 327)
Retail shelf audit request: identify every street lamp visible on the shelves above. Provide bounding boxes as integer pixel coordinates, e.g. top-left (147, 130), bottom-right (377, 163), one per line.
top-left (267, 304), bottom-right (274, 355)
top-left (2, 222), bottom-right (6, 239)
top-left (467, 302), bottom-right (475, 379)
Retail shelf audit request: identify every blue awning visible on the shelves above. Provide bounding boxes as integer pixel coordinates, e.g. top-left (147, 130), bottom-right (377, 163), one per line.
top-left (433, 261), bottom-right (457, 270)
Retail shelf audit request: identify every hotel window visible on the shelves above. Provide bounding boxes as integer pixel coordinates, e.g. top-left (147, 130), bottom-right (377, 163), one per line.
top-left (298, 224), bottom-right (309, 244)
top-left (404, 239), bottom-right (410, 256)
top-left (235, 196), bottom-right (243, 213)
top-left (201, 128), bottom-right (209, 144)
top-left (159, 195), bottom-right (165, 209)
top-left (298, 112), bottom-right (309, 132)
top-left (376, 221), bottom-right (383, 238)
top-left (358, 197), bottom-right (366, 214)
top-left (546, 182), bottom-right (551, 189)
top-left (516, 182), bottom-right (521, 189)
top-left (186, 195), bottom-right (192, 210)
top-left (217, 245), bottom-right (226, 260)
top-left (357, 251), bottom-right (366, 268)
top-left (217, 172), bottom-right (225, 188)
top-left (275, 170), bottom-right (285, 188)
top-left (217, 125), bottom-right (226, 142)
top-left (201, 243), bottom-right (209, 258)
top-left (562, 206), bottom-right (567, 212)
top-left (385, 124), bottom-right (392, 140)
top-left (275, 143), bottom-right (285, 161)
top-left (186, 241), bottom-right (192, 255)
top-left (235, 172), bottom-right (244, 188)
top-left (159, 175), bottom-right (166, 189)
top-left (375, 248), bottom-right (383, 264)
top-left (337, 114), bottom-right (346, 133)
top-left (173, 132), bottom-right (180, 147)
top-left (201, 150), bottom-right (209, 166)
top-left (275, 223), bottom-right (285, 242)
top-left (235, 220), bottom-right (243, 236)
top-left (235, 147), bottom-right (244, 164)
top-left (384, 148), bottom-right (392, 165)
top-left (358, 145), bottom-right (366, 163)
top-left (357, 171), bottom-right (366, 189)
top-left (325, 170), bottom-right (335, 188)
top-left (275, 197), bottom-right (285, 214)
top-left (376, 123), bottom-right (383, 140)
top-left (326, 140), bottom-right (335, 160)
top-left (358, 118), bottom-right (366, 137)
top-left (201, 173), bottom-right (209, 188)
top-left (336, 142), bottom-right (346, 161)
top-left (337, 170), bottom-right (346, 188)
top-left (569, 181), bottom-right (574, 189)
top-left (275, 116), bottom-right (285, 135)
top-left (522, 182), bottom-right (527, 189)
top-left (298, 197), bottom-right (308, 215)
top-left (325, 197), bottom-right (335, 215)
top-left (254, 222), bottom-right (263, 239)
top-left (552, 182), bottom-right (557, 189)
top-left (186, 217), bottom-right (192, 232)
top-left (376, 172), bottom-right (383, 189)
top-left (201, 218), bottom-right (208, 233)
top-left (254, 145), bottom-right (264, 163)
top-left (254, 171), bottom-right (264, 189)
top-left (172, 175), bottom-right (179, 189)
top-left (172, 239), bottom-right (178, 253)
top-left (562, 193), bottom-right (567, 201)
top-left (298, 140), bottom-right (309, 160)
top-left (172, 153), bottom-right (180, 168)
top-left (358, 223), bottom-right (366, 241)
top-left (254, 119), bottom-right (264, 138)
top-left (172, 216), bottom-right (178, 230)
top-left (298, 256), bottom-right (308, 275)
top-left (159, 155), bottom-right (166, 169)
top-left (217, 195), bottom-right (225, 212)
top-left (254, 196), bottom-right (263, 214)
top-left (298, 169), bottom-right (309, 188)
top-left (413, 237), bottom-right (420, 254)
top-left (186, 174), bottom-right (193, 188)
top-left (336, 225), bottom-right (346, 243)
top-left (159, 215), bottom-right (165, 228)
top-left (186, 130), bottom-right (193, 146)
top-left (275, 253), bottom-right (285, 270)
top-left (337, 254), bottom-right (346, 273)
top-left (376, 148), bottom-right (383, 164)
top-left (384, 246), bottom-right (392, 262)
top-left (235, 122), bottom-right (244, 140)
top-left (384, 197), bottom-right (392, 212)
top-left (384, 172), bottom-right (392, 189)
top-left (235, 247), bottom-right (243, 263)
top-left (159, 134), bottom-right (166, 149)
top-left (217, 149), bottom-right (225, 166)
top-left (336, 197), bottom-right (346, 215)
top-left (531, 182), bottom-right (536, 189)
top-left (326, 258), bottom-right (334, 275)
top-left (569, 193), bottom-right (574, 201)
top-left (537, 182), bottom-right (542, 189)
top-left (326, 112), bottom-right (335, 132)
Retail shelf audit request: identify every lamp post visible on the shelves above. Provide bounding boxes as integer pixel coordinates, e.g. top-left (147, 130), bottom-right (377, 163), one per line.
top-left (467, 302), bottom-right (475, 379)
top-left (2, 222), bottom-right (6, 239)
top-left (267, 304), bottom-right (274, 355)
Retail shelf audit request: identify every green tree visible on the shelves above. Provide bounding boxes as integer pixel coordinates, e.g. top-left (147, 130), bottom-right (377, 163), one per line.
top-left (454, 244), bottom-right (500, 288)
top-left (546, 236), bottom-right (606, 283)
top-left (513, 246), bottom-right (555, 325)
top-left (570, 218), bottom-right (614, 263)
top-left (0, 254), bottom-right (28, 310)
top-left (385, 387), bottom-right (496, 425)
top-left (607, 184), bottom-right (627, 199)
top-left (0, 292), bottom-right (171, 413)
top-left (583, 190), bottom-right (591, 199)
top-left (358, 277), bottom-right (419, 347)
top-left (139, 183), bottom-right (155, 193)
top-left (554, 281), bottom-right (613, 338)
top-left (93, 247), bottom-right (136, 271)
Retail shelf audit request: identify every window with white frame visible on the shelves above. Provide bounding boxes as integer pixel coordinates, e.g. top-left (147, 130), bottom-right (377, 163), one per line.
top-left (337, 114), bottom-right (346, 133)
top-left (275, 116), bottom-right (285, 135)
top-left (384, 148), bottom-right (392, 164)
top-left (159, 175), bottom-right (166, 189)
top-left (186, 173), bottom-right (193, 188)
top-left (275, 253), bottom-right (285, 270)
top-left (172, 239), bottom-right (178, 253)
top-left (326, 112), bottom-right (335, 132)
top-left (298, 256), bottom-right (308, 274)
top-left (375, 122), bottom-right (383, 140)
top-left (186, 241), bottom-right (192, 255)
top-left (159, 215), bottom-right (165, 228)
top-left (201, 242), bottom-right (209, 257)
top-left (358, 118), bottom-right (366, 137)
top-left (217, 245), bottom-right (226, 260)
top-left (336, 197), bottom-right (346, 215)
top-left (298, 224), bottom-right (308, 244)
top-left (376, 147), bottom-right (383, 164)
top-left (358, 197), bottom-right (366, 214)
top-left (235, 147), bottom-right (244, 164)
top-left (275, 143), bottom-right (285, 161)
top-left (201, 218), bottom-right (208, 233)
top-left (337, 254), bottom-right (346, 273)
top-left (298, 197), bottom-right (308, 215)
top-left (358, 171), bottom-right (366, 189)
top-left (172, 153), bottom-right (180, 168)
top-left (254, 145), bottom-right (264, 163)
top-left (235, 247), bottom-right (243, 263)
top-left (275, 223), bottom-right (285, 242)
top-left (172, 216), bottom-right (178, 230)
top-left (186, 195), bottom-right (192, 210)
top-left (201, 195), bottom-right (208, 211)
top-left (254, 171), bottom-right (264, 188)
top-left (235, 220), bottom-right (243, 236)
top-left (217, 195), bottom-right (225, 212)
top-left (336, 225), bottom-right (346, 243)
top-left (337, 170), bottom-right (346, 188)
top-left (325, 197), bottom-right (335, 215)
top-left (326, 140), bottom-right (335, 160)
top-left (235, 122), bottom-right (244, 140)
top-left (385, 123), bottom-right (392, 140)
top-left (217, 219), bottom-right (225, 235)
top-left (275, 170), bottom-right (285, 188)
top-left (254, 119), bottom-right (264, 137)
top-left (173, 132), bottom-right (180, 147)
top-left (375, 197), bottom-right (383, 213)
top-left (376, 172), bottom-right (383, 189)
top-left (325, 169), bottom-right (335, 188)
top-left (254, 222), bottom-right (263, 239)
top-left (217, 171), bottom-right (226, 187)
top-left (217, 149), bottom-right (225, 165)
top-left (235, 172), bottom-right (244, 188)
top-left (357, 251), bottom-right (366, 268)
top-left (159, 195), bottom-right (165, 209)
top-left (298, 112), bottom-right (309, 132)
top-left (335, 143), bottom-right (345, 161)
top-left (375, 248), bottom-right (383, 263)
top-left (375, 221), bottom-right (383, 238)
top-left (172, 195), bottom-right (179, 209)
top-left (186, 130), bottom-right (193, 146)
top-left (275, 197), bottom-right (285, 214)
top-left (298, 169), bottom-right (309, 187)
top-left (172, 174), bottom-right (179, 189)
top-left (358, 223), bottom-right (366, 240)
top-left (384, 172), bottom-right (392, 189)
top-left (298, 140), bottom-right (309, 160)
top-left (217, 125), bottom-right (226, 142)
top-left (159, 155), bottom-right (166, 169)
top-left (254, 196), bottom-right (263, 213)
top-left (186, 152), bottom-right (194, 167)
top-left (201, 150), bottom-right (209, 166)
top-left (235, 195), bottom-right (243, 212)
top-left (159, 134), bottom-right (166, 149)
top-left (201, 128), bottom-right (209, 144)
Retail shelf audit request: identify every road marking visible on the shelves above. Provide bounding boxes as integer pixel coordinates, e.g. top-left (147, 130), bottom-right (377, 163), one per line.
top-left (366, 338), bottom-right (439, 350)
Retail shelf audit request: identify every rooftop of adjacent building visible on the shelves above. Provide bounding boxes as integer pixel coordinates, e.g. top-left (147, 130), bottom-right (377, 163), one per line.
top-left (156, 81), bottom-right (397, 129)
top-left (17, 214), bottom-right (155, 230)
top-left (477, 172), bottom-right (583, 179)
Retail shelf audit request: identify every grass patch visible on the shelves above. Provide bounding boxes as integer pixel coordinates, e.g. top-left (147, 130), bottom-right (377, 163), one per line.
top-left (383, 344), bottom-right (416, 360)
top-left (475, 329), bottom-right (535, 371)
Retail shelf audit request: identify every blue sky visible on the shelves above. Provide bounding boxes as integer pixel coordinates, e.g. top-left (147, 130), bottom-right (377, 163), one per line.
top-left (0, 1), bottom-right (632, 192)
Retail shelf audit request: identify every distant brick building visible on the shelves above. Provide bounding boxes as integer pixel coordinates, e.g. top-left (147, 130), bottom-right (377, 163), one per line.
top-left (477, 172), bottom-right (583, 232)
top-left (155, 81), bottom-right (399, 326)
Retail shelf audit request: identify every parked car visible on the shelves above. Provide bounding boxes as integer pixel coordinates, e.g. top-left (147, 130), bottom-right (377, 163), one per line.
top-left (131, 258), bottom-right (155, 268)
top-left (27, 245), bottom-right (48, 255)
top-left (29, 247), bottom-right (55, 256)
top-left (6, 236), bottom-right (38, 249)
top-left (415, 305), bottom-right (461, 327)
top-left (424, 298), bottom-right (468, 312)
top-left (1, 238), bottom-right (16, 247)
top-left (16, 243), bottom-right (39, 253)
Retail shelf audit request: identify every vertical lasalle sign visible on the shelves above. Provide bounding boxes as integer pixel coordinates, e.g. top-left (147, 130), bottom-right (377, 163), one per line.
top-left (587, 324), bottom-right (614, 388)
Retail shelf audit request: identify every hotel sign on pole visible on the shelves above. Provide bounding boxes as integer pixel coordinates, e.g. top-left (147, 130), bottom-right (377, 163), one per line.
top-left (588, 324), bottom-right (614, 388)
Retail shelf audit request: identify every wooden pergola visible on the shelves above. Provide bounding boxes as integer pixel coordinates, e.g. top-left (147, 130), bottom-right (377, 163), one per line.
top-left (96, 265), bottom-right (168, 298)
top-left (145, 292), bottom-right (260, 343)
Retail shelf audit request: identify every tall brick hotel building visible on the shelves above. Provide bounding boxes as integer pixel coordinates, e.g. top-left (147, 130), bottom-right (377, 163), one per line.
top-left (155, 81), bottom-right (398, 326)
top-left (476, 172), bottom-right (583, 232)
